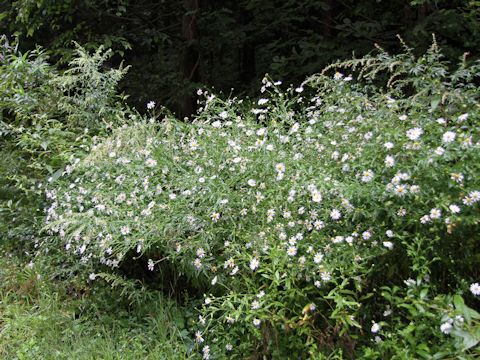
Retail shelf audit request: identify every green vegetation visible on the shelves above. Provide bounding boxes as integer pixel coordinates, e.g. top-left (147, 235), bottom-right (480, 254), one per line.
top-left (1, 1), bottom-right (479, 115)
top-left (1, 3), bottom-right (480, 358)
top-left (0, 256), bottom-right (188, 359)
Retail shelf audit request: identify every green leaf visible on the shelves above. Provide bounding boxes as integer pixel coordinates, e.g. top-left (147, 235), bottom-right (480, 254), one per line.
top-left (453, 294), bottom-right (465, 311)
top-left (452, 329), bottom-right (480, 350)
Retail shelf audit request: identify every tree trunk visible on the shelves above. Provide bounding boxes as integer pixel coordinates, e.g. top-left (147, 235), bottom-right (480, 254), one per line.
top-left (179, 0), bottom-right (200, 119)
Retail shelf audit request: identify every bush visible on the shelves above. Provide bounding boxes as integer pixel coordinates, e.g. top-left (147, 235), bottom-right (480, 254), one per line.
top-left (0, 36), bottom-right (130, 252)
top-left (42, 41), bottom-right (480, 358)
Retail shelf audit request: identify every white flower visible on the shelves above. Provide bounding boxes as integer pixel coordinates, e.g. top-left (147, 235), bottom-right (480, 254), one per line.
top-left (145, 158), bottom-right (157, 167)
top-left (89, 273), bottom-right (96, 280)
top-left (251, 300), bottom-right (260, 310)
top-left (313, 220), bottom-right (324, 230)
top-left (146, 259), bottom-right (154, 271)
top-left (313, 252), bottom-right (324, 263)
top-left (394, 184), bottom-right (408, 197)
top-left (442, 131), bottom-right (456, 143)
top-left (449, 204), bottom-right (461, 214)
top-left (361, 170), bottom-right (374, 183)
top-left (371, 322), bottom-right (381, 333)
top-left (253, 318), bottom-right (261, 327)
top-left (404, 278), bottom-right (416, 287)
top-left (248, 179), bottom-right (257, 187)
top-left (362, 231), bottom-right (372, 240)
top-left (470, 282), bottom-right (480, 296)
top-left (469, 190), bottom-right (480, 202)
top-left (384, 142), bottom-right (394, 149)
top-left (195, 331), bottom-right (204, 343)
top-left (146, 101), bottom-right (155, 110)
top-left (120, 226), bottom-right (130, 235)
top-left (211, 212), bottom-right (220, 222)
top-left (193, 258), bottom-right (202, 269)
top-left (330, 209), bottom-right (341, 220)
top-left (440, 321), bottom-right (453, 334)
top-left (189, 140), bottom-right (199, 151)
top-left (225, 344), bottom-right (233, 351)
top-left (429, 208), bottom-right (442, 219)
top-left (386, 230), bottom-right (394, 238)
top-left (275, 163), bottom-right (286, 173)
top-left (258, 98), bottom-right (269, 105)
top-left (196, 248), bottom-right (206, 258)
top-left (398, 115), bottom-right (408, 121)
top-left (257, 128), bottom-right (267, 136)
top-left (385, 155), bottom-right (395, 167)
top-left (320, 271), bottom-right (331, 281)
top-left (202, 345), bottom-right (210, 359)
top-left (383, 241), bottom-right (394, 250)
top-left (287, 246), bottom-right (297, 256)
top-left (409, 185), bottom-right (420, 194)
top-left (435, 147), bottom-right (445, 156)
top-left (250, 258), bottom-right (260, 271)
top-left (420, 215), bottom-right (431, 224)
top-left (450, 173), bottom-right (463, 183)
top-left (406, 127), bottom-right (423, 141)
top-left (290, 122), bottom-right (300, 133)
top-left (334, 72), bottom-right (344, 80)
top-left (211, 276), bottom-right (218, 285)
top-left (457, 113), bottom-right (469, 122)
top-left (311, 190), bottom-right (322, 203)
top-left (230, 266), bottom-right (239, 275)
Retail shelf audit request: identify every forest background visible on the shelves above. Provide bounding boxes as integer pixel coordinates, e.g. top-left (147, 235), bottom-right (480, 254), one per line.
top-left (1, 0), bottom-right (479, 116)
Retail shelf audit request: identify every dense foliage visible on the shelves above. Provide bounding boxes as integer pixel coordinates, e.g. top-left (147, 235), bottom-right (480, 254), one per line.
top-left (0, 36), bottom-right (129, 253)
top-left (1, 1), bottom-right (479, 116)
top-left (32, 41), bottom-right (480, 358)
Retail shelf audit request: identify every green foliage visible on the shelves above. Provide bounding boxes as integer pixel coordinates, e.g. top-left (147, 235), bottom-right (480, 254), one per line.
top-left (41, 43), bottom-right (480, 358)
top-left (0, 255), bottom-right (188, 359)
top-left (0, 37), bottom-right (129, 251)
top-left (2, 1), bottom-right (479, 112)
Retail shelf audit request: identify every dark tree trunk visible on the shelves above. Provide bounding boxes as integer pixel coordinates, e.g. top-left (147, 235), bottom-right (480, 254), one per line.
top-left (180, 0), bottom-right (200, 119)
top-left (322, 0), bottom-right (333, 39)
top-left (239, 8), bottom-right (256, 85)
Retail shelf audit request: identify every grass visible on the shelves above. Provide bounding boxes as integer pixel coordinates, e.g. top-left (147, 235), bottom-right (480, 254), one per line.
top-left (0, 255), bottom-right (189, 359)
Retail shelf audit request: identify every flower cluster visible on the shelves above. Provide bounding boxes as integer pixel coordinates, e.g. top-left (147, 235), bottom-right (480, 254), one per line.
top-left (43, 65), bottom-right (480, 358)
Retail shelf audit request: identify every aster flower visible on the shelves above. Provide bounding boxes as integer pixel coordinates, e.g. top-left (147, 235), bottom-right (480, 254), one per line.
top-left (330, 209), bottom-right (342, 220)
top-left (440, 321), bottom-right (453, 335)
top-left (406, 127), bottom-right (423, 141)
top-left (249, 258), bottom-right (260, 271)
top-left (371, 322), bottom-right (381, 333)
top-left (442, 131), bottom-right (456, 143)
top-left (470, 283), bottom-right (480, 296)
top-left (211, 212), bottom-right (220, 222)
top-left (287, 246), bottom-right (297, 256)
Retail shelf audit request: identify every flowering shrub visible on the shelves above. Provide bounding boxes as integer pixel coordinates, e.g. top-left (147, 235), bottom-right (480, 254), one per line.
top-left (42, 43), bottom-right (480, 358)
top-left (0, 38), bottom-right (129, 251)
